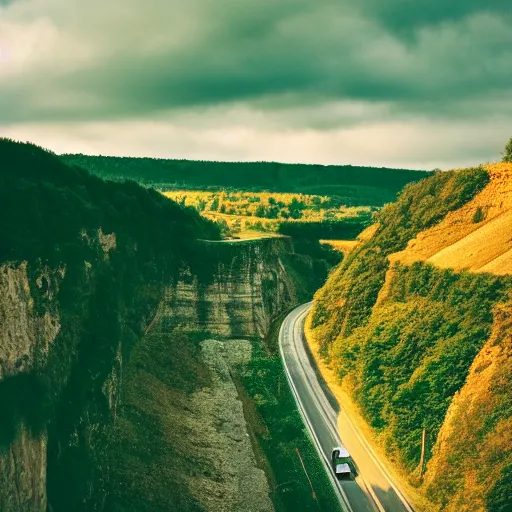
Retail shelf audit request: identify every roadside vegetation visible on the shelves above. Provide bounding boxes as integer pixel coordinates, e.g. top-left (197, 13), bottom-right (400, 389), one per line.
top-left (242, 313), bottom-right (339, 512)
top-left (333, 262), bottom-right (512, 471)
top-left (425, 301), bottom-right (512, 512)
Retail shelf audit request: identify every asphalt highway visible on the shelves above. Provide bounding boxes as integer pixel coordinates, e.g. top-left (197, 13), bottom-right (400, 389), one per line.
top-left (279, 303), bottom-right (415, 512)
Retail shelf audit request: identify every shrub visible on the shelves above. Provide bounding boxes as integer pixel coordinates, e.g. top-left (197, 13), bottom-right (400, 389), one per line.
top-left (473, 206), bottom-right (485, 223)
top-left (501, 137), bottom-right (512, 163)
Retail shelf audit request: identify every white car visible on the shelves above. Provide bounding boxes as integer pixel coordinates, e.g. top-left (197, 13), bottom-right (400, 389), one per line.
top-left (331, 446), bottom-right (353, 479)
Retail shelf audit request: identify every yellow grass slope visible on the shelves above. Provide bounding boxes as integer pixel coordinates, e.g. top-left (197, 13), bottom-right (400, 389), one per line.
top-left (319, 225), bottom-right (380, 255)
top-left (320, 239), bottom-right (359, 254)
top-left (424, 301), bottom-right (512, 511)
top-left (390, 163), bottom-right (512, 275)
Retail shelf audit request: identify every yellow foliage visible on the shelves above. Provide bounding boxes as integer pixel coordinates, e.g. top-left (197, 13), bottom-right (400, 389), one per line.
top-left (320, 240), bottom-right (359, 254)
top-left (162, 190), bottom-right (370, 234)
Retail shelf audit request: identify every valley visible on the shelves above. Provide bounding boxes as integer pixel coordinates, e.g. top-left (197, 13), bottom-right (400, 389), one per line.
top-left (0, 138), bottom-right (511, 512)
top-left (2, 1), bottom-right (511, 510)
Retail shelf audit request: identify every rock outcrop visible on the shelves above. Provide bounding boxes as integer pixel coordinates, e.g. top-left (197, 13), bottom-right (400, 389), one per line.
top-left (164, 238), bottom-right (302, 338)
top-left (0, 263), bottom-right (61, 381)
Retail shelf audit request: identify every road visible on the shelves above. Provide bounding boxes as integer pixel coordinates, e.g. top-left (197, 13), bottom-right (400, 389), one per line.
top-left (279, 303), bottom-right (415, 512)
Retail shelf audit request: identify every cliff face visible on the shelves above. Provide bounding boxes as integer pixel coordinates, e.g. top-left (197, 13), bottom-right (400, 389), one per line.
top-left (164, 238), bottom-right (311, 338)
top-left (0, 236), bottom-right (328, 512)
top-left (308, 163), bottom-right (512, 510)
top-left (0, 138), bottom-right (337, 511)
top-left (0, 262), bottom-right (60, 512)
top-left (0, 232), bottom-right (150, 512)
top-left (0, 263), bottom-right (61, 381)
top-left (0, 138), bottom-right (216, 511)
top-left (0, 424), bottom-right (47, 512)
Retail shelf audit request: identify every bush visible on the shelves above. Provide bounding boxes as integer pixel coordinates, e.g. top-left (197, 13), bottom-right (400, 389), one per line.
top-left (473, 206), bottom-right (485, 223)
top-left (501, 137), bottom-right (512, 163)
top-left (486, 465), bottom-right (512, 512)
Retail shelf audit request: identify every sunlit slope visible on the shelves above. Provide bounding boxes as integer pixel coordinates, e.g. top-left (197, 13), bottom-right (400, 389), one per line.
top-left (310, 166), bottom-right (490, 347)
top-left (391, 163), bottom-right (512, 275)
top-left (307, 164), bottom-right (512, 511)
top-left (424, 301), bottom-right (512, 512)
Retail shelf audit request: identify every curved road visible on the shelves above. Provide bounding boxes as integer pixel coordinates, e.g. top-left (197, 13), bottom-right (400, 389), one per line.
top-left (279, 303), bottom-right (415, 512)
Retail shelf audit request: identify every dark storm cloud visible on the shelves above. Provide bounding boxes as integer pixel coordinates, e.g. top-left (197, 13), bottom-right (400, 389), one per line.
top-left (0, 0), bottom-right (511, 129)
top-left (357, 0), bottom-right (512, 35)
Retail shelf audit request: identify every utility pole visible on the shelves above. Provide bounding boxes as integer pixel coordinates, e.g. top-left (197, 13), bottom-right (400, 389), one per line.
top-left (296, 448), bottom-right (317, 502)
top-left (418, 427), bottom-right (426, 478)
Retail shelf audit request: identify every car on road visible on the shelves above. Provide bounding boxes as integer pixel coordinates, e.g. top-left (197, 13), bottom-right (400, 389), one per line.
top-left (331, 446), bottom-right (354, 480)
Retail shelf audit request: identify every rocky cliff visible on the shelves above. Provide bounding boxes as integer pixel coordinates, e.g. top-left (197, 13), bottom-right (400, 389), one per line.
top-left (164, 237), bottom-right (320, 338)
top-left (0, 232), bottom-right (165, 512)
top-left (0, 237), bottom-right (328, 511)
top-left (0, 138), bottom-right (338, 511)
top-left (0, 262), bottom-right (59, 512)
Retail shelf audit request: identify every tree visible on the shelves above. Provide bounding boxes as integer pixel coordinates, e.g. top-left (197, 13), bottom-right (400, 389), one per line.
top-left (255, 205), bottom-right (266, 218)
top-left (210, 196), bottom-right (219, 211)
top-left (502, 137), bottom-right (512, 162)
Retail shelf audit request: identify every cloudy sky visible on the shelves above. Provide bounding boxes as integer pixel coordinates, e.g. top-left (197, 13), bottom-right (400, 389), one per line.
top-left (0, 0), bottom-right (511, 169)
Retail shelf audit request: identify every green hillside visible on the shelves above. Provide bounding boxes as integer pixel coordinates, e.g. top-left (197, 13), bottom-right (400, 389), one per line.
top-left (308, 166), bottom-right (512, 510)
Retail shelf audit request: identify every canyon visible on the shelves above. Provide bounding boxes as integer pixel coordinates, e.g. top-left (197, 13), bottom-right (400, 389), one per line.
top-left (0, 230), bottom-right (332, 511)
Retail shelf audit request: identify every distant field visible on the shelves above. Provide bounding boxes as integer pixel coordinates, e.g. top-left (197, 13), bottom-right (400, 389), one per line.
top-left (61, 154), bottom-right (430, 207)
top-left (162, 190), bottom-right (373, 238)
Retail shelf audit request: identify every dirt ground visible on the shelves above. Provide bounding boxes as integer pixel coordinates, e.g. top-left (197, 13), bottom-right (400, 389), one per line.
top-left (187, 339), bottom-right (274, 512)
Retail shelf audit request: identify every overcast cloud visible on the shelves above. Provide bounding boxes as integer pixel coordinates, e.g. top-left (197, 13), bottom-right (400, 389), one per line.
top-left (0, 0), bottom-right (511, 168)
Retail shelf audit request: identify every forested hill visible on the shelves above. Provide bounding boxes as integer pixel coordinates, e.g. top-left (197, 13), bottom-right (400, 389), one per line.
top-left (0, 139), bottom-right (220, 264)
top-left (61, 154), bottom-right (430, 206)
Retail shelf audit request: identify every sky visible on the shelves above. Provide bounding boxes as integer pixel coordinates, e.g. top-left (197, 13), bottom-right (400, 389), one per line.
top-left (0, 0), bottom-right (511, 170)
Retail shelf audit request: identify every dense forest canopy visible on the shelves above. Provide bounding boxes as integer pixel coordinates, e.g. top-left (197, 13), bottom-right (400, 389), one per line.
top-left (61, 154), bottom-right (430, 206)
top-left (0, 139), bottom-right (220, 264)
